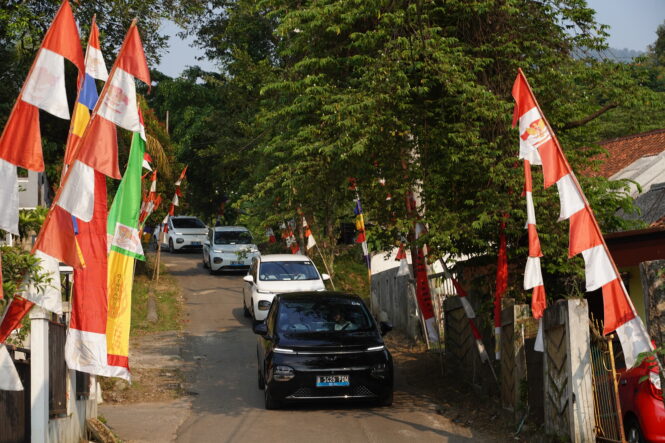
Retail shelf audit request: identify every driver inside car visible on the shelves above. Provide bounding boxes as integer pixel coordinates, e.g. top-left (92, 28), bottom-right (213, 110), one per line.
top-left (332, 310), bottom-right (352, 331)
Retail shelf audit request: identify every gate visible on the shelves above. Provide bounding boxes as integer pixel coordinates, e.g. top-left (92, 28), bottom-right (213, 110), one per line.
top-left (590, 327), bottom-right (625, 443)
top-left (0, 346), bottom-right (30, 443)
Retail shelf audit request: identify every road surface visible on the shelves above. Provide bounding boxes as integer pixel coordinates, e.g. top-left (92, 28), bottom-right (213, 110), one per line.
top-left (158, 252), bottom-right (495, 442)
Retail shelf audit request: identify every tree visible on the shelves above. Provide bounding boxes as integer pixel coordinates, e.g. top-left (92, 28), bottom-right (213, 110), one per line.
top-left (160, 1), bottom-right (663, 299)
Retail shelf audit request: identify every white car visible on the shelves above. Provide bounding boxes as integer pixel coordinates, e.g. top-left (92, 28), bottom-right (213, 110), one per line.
top-left (161, 216), bottom-right (208, 252)
top-left (242, 254), bottom-right (330, 322)
top-left (202, 226), bottom-right (260, 274)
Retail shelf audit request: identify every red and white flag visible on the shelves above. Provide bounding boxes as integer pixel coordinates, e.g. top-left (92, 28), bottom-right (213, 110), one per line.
top-left (58, 23), bottom-right (151, 224)
top-left (303, 218), bottom-right (317, 250)
top-left (513, 69), bottom-right (652, 367)
top-left (65, 173), bottom-right (109, 375)
top-left (143, 153), bottom-right (153, 170)
top-left (0, 23), bottom-right (151, 345)
top-left (522, 160), bottom-right (547, 351)
top-left (0, 0), bottom-right (84, 235)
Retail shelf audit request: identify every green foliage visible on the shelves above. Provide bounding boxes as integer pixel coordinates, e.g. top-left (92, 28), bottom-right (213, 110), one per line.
top-left (17, 206), bottom-right (48, 241)
top-left (150, 1), bottom-right (665, 300)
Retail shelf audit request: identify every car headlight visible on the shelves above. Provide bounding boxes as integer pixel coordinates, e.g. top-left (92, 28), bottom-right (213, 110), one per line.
top-left (176, 238), bottom-right (184, 244)
top-left (274, 347), bottom-right (295, 354)
top-left (273, 365), bottom-right (295, 381)
top-left (212, 249), bottom-right (223, 253)
top-left (256, 289), bottom-right (273, 294)
top-left (258, 300), bottom-right (272, 311)
top-left (366, 345), bottom-right (385, 352)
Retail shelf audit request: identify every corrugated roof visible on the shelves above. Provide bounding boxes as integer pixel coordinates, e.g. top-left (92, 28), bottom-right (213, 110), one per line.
top-left (593, 128), bottom-right (665, 178)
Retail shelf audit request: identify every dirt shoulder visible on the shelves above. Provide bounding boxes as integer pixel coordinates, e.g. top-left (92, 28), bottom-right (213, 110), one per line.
top-left (385, 333), bottom-right (515, 442)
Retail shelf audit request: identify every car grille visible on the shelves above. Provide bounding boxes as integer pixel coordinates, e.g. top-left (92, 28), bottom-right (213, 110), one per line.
top-left (287, 385), bottom-right (377, 399)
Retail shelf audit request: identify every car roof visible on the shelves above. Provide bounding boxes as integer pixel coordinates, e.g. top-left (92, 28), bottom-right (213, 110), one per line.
top-left (259, 254), bottom-right (313, 262)
top-left (211, 226), bottom-right (249, 232)
top-left (276, 291), bottom-right (361, 302)
top-left (170, 215), bottom-right (202, 220)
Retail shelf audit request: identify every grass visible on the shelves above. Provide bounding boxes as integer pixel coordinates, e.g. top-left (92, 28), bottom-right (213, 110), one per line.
top-left (130, 254), bottom-right (183, 335)
top-left (317, 248), bottom-right (371, 302)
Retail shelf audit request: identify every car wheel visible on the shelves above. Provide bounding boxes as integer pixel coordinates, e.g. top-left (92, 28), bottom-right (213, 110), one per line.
top-left (243, 297), bottom-right (251, 318)
top-left (264, 385), bottom-right (280, 410)
top-left (378, 390), bottom-right (393, 407)
top-left (168, 238), bottom-right (175, 253)
top-left (625, 417), bottom-right (645, 443)
top-left (202, 254), bottom-right (208, 268)
top-left (208, 261), bottom-right (215, 275)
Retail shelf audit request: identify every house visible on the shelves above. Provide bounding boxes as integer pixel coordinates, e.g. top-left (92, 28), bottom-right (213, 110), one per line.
top-left (588, 129), bottom-right (665, 339)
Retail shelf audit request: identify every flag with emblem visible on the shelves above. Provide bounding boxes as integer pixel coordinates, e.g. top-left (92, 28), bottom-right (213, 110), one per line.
top-left (0, 0), bottom-right (83, 236)
top-left (101, 128), bottom-right (146, 380)
top-left (512, 68), bottom-right (653, 367)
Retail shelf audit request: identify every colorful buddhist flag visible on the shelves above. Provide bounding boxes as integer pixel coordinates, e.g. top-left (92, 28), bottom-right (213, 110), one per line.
top-left (353, 198), bottom-right (369, 269)
top-left (512, 69), bottom-right (652, 367)
top-left (101, 129), bottom-right (146, 380)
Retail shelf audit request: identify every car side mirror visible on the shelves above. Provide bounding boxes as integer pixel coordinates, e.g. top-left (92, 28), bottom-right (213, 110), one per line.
top-left (243, 275), bottom-right (254, 283)
top-left (253, 322), bottom-right (268, 336)
top-left (379, 321), bottom-right (393, 336)
top-left (321, 273), bottom-right (330, 281)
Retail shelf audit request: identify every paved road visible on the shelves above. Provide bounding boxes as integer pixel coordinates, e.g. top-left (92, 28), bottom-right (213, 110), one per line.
top-left (159, 252), bottom-right (492, 443)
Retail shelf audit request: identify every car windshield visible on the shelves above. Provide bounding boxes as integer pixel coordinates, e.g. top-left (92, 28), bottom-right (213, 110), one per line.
top-left (278, 299), bottom-right (374, 333)
top-left (259, 261), bottom-right (320, 281)
top-left (172, 218), bottom-right (206, 229)
top-left (215, 231), bottom-right (253, 245)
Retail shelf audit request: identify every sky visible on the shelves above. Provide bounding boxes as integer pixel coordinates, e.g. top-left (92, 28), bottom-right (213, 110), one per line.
top-left (156, 1), bottom-right (665, 78)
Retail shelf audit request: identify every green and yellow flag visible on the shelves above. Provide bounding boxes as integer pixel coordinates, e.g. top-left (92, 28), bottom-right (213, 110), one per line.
top-left (102, 130), bottom-right (145, 380)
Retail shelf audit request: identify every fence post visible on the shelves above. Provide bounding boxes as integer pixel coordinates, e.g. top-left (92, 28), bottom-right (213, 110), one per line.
top-left (30, 306), bottom-right (49, 443)
top-left (501, 303), bottom-right (538, 423)
top-left (543, 299), bottom-right (595, 442)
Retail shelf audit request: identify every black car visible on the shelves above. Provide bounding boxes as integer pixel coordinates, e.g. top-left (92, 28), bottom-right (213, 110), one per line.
top-left (253, 291), bottom-right (394, 409)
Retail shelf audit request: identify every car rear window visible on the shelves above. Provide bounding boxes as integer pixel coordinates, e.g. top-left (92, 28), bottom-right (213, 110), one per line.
top-left (259, 261), bottom-right (320, 281)
top-left (277, 299), bottom-right (373, 332)
top-left (215, 231), bottom-right (253, 245)
top-left (172, 218), bottom-right (206, 229)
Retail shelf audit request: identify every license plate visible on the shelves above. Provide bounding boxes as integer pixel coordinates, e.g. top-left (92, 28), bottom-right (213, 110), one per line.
top-left (316, 375), bottom-right (349, 387)
top-left (231, 261), bottom-right (243, 265)
top-left (191, 241), bottom-right (201, 246)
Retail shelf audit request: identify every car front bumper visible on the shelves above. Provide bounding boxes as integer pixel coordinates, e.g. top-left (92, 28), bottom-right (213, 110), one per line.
top-left (172, 235), bottom-right (207, 250)
top-left (210, 251), bottom-right (259, 271)
top-left (266, 350), bottom-right (393, 403)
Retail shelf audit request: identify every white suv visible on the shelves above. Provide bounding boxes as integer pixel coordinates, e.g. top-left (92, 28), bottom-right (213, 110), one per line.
top-left (202, 226), bottom-right (259, 274)
top-left (242, 254), bottom-right (330, 322)
top-left (161, 216), bottom-right (208, 252)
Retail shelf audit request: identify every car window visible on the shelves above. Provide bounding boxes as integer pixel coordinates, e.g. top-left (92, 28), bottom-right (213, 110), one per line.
top-left (258, 261), bottom-right (320, 281)
top-left (172, 218), bottom-right (206, 229)
top-left (277, 299), bottom-right (373, 333)
top-left (214, 230), bottom-right (253, 245)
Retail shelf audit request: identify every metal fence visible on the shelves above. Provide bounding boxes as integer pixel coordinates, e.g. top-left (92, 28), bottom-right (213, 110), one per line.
top-left (590, 329), bottom-right (625, 443)
top-left (0, 346), bottom-right (30, 443)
